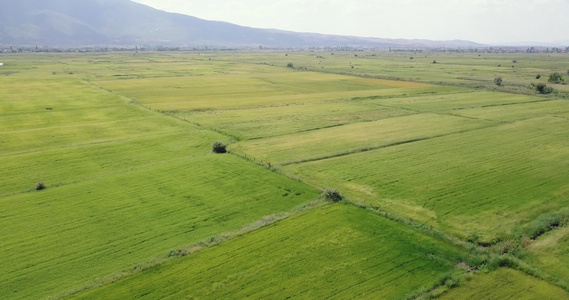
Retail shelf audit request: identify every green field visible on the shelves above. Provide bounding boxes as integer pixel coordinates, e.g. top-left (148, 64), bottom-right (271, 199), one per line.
top-left (284, 116), bottom-right (569, 241)
top-left (232, 113), bottom-right (495, 165)
top-left (439, 268), bottom-right (569, 299)
top-left (75, 204), bottom-right (469, 299)
top-left (2, 51), bottom-right (569, 299)
top-left (526, 227), bottom-right (569, 286)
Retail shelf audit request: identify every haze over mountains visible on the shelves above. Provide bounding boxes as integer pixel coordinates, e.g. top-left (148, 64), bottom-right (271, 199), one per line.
top-left (0, 0), bottom-right (485, 48)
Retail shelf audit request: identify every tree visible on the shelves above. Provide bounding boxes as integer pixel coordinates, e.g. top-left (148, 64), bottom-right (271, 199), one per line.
top-left (494, 76), bottom-right (503, 86)
top-left (548, 72), bottom-right (564, 84)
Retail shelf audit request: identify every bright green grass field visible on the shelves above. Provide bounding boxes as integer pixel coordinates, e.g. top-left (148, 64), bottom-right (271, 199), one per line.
top-left (2, 52), bottom-right (569, 299)
top-left (232, 113), bottom-right (495, 165)
top-left (378, 91), bottom-right (544, 113)
top-left (0, 73), bottom-right (226, 196)
top-left (179, 100), bottom-right (414, 140)
top-left (439, 268), bottom-right (569, 300)
top-left (0, 155), bottom-right (319, 299)
top-left (285, 116), bottom-right (569, 242)
top-left (93, 62), bottom-right (439, 111)
top-left (75, 204), bottom-right (469, 300)
top-left (452, 99), bottom-right (569, 122)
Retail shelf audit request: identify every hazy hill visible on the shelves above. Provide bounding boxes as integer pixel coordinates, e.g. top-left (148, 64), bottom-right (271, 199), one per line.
top-left (0, 0), bottom-right (485, 48)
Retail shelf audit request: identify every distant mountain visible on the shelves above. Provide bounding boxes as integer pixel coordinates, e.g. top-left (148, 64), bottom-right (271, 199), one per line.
top-left (0, 0), bottom-right (486, 49)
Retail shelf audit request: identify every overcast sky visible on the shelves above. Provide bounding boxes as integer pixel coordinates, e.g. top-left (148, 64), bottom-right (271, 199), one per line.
top-left (132, 0), bottom-right (569, 44)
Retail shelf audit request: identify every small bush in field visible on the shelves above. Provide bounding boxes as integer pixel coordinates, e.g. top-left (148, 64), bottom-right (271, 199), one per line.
top-left (535, 82), bottom-right (553, 94)
top-left (211, 141), bottom-right (227, 154)
top-left (494, 76), bottom-right (503, 86)
top-left (36, 182), bottom-right (46, 191)
top-left (321, 188), bottom-right (343, 202)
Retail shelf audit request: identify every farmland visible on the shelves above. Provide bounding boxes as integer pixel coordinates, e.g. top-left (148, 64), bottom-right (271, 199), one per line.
top-left (75, 204), bottom-right (471, 300)
top-left (1, 51), bottom-right (569, 299)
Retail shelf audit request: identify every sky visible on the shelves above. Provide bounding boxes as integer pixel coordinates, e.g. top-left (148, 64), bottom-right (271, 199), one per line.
top-left (131, 0), bottom-right (569, 45)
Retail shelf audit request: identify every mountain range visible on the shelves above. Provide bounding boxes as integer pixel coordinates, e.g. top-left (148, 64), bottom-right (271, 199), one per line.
top-left (0, 0), bottom-right (485, 49)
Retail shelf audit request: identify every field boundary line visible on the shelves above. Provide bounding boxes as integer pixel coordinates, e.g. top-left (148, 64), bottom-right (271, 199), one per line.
top-left (278, 124), bottom-right (501, 166)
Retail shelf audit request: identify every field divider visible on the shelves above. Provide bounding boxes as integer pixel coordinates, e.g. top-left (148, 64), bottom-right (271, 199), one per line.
top-left (277, 124), bottom-right (500, 167)
top-left (57, 199), bottom-right (327, 300)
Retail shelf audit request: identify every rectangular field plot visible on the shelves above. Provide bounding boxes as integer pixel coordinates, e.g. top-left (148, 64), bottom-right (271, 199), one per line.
top-left (0, 155), bottom-right (319, 300)
top-left (74, 204), bottom-right (469, 300)
top-left (439, 268), bottom-right (569, 299)
top-left (94, 63), bottom-right (447, 111)
top-left (0, 131), bottom-right (222, 196)
top-left (379, 91), bottom-right (543, 112)
top-left (0, 79), bottom-right (226, 195)
top-left (232, 113), bottom-right (494, 165)
top-left (451, 99), bottom-right (569, 122)
top-left (284, 117), bottom-right (569, 242)
top-left (180, 101), bottom-right (413, 140)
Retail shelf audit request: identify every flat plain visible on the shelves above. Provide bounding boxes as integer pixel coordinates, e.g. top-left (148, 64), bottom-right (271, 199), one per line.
top-left (75, 204), bottom-right (470, 300)
top-left (1, 51), bottom-right (569, 299)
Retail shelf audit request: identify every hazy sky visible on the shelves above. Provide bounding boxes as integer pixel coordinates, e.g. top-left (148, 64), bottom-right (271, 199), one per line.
top-left (132, 0), bottom-right (569, 44)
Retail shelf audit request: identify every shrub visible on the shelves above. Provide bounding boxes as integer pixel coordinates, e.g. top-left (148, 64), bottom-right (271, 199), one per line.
top-left (321, 188), bottom-right (343, 202)
top-left (286, 62), bottom-right (294, 69)
top-left (494, 76), bottom-right (503, 86)
top-left (535, 82), bottom-right (554, 94)
top-left (548, 72), bottom-right (564, 84)
top-left (536, 74), bottom-right (541, 79)
top-left (211, 141), bottom-right (227, 154)
top-left (36, 181), bottom-right (46, 191)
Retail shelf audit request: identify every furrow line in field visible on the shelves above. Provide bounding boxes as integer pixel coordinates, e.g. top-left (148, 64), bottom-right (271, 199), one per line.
top-left (477, 98), bottom-right (557, 109)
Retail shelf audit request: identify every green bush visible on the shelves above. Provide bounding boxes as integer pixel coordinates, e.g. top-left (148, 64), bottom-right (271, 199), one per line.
top-left (211, 141), bottom-right (227, 154)
top-left (548, 72), bottom-right (564, 84)
top-left (534, 82), bottom-right (554, 94)
top-left (536, 74), bottom-right (541, 79)
top-left (321, 188), bottom-right (343, 202)
top-left (286, 62), bottom-right (294, 69)
top-left (494, 76), bottom-right (503, 86)
top-left (36, 181), bottom-right (46, 191)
